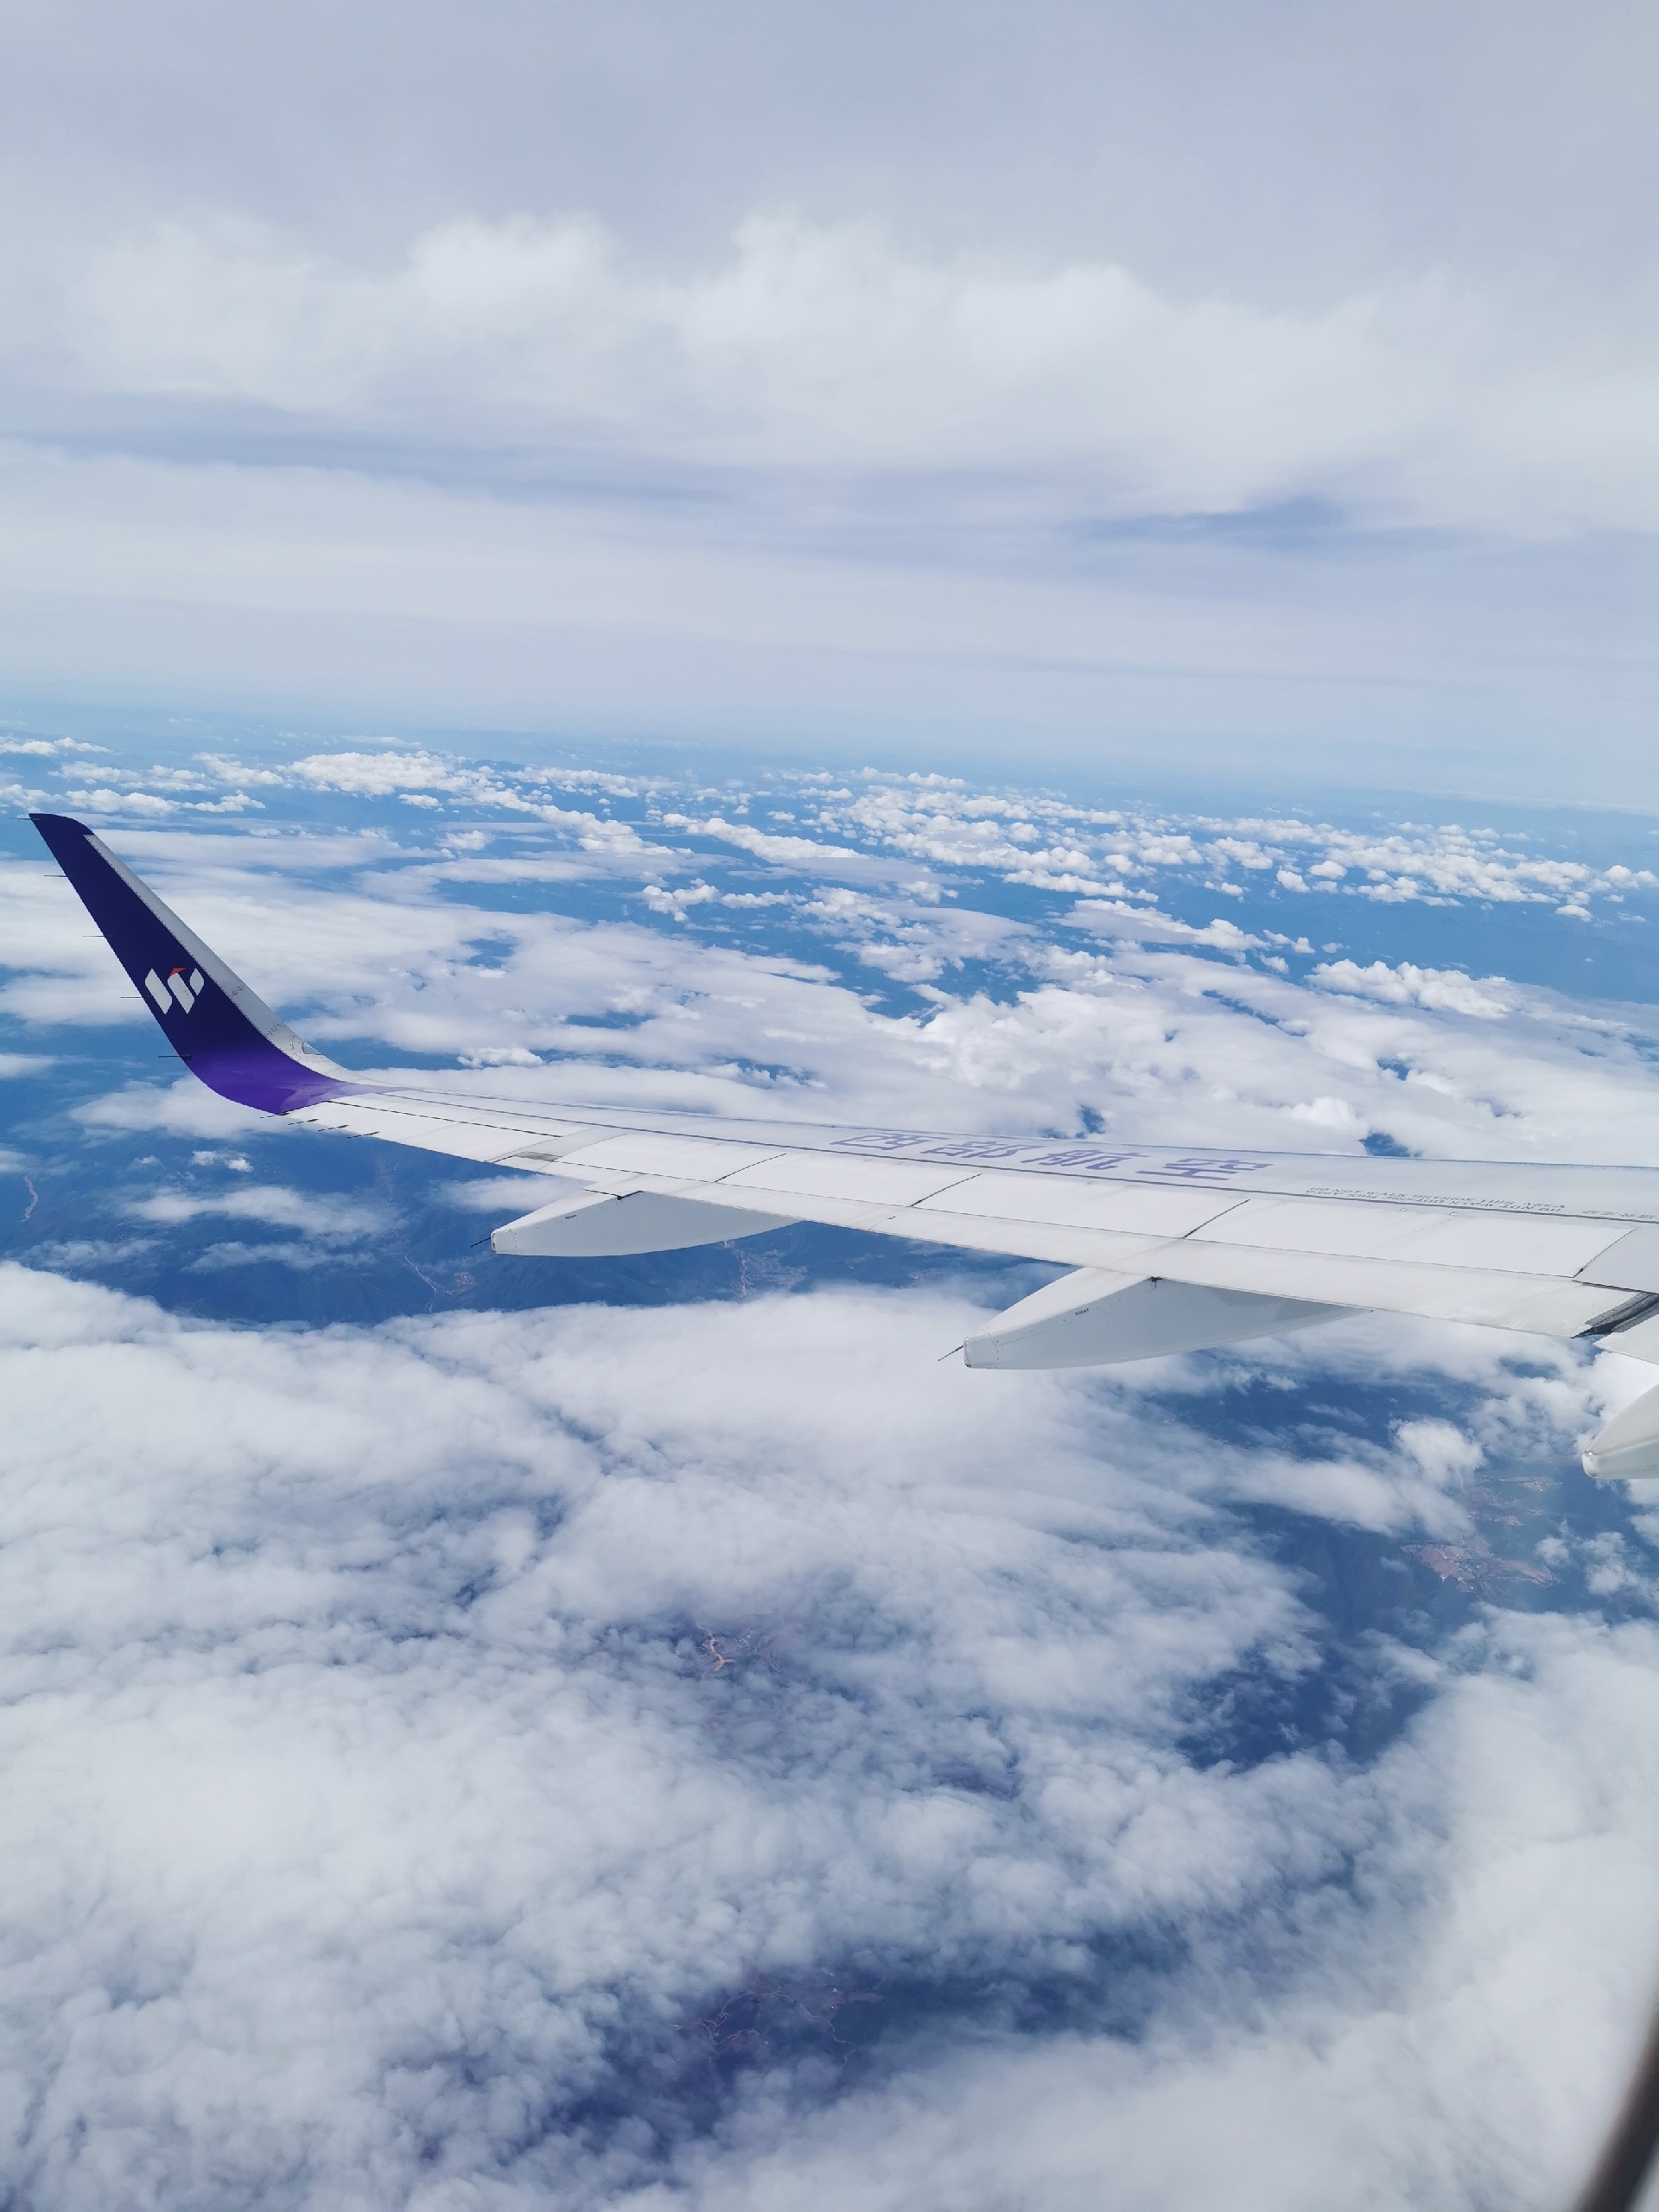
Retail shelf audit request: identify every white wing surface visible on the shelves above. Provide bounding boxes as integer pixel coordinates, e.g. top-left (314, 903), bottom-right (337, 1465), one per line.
top-left (35, 811), bottom-right (1659, 1478)
top-left (293, 1081), bottom-right (1659, 1339)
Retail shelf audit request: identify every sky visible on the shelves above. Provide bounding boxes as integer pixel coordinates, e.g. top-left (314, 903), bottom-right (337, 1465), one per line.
top-left (1, 0), bottom-right (1656, 792)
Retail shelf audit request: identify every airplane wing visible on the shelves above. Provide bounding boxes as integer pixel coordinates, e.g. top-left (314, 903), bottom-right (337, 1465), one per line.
top-left (32, 810), bottom-right (1659, 1478)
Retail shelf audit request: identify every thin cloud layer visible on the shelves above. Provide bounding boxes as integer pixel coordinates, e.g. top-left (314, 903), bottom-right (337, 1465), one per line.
top-left (11, 210), bottom-right (1659, 535)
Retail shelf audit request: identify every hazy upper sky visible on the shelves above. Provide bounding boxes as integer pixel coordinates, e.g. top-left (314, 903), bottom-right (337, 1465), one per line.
top-left (3, 0), bottom-right (1655, 794)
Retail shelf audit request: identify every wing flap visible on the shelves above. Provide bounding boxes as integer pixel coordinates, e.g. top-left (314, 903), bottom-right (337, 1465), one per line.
top-left (575, 1171), bottom-right (1154, 1262)
top-left (1147, 1238), bottom-right (1632, 1336)
top-left (1193, 1195), bottom-right (1629, 1276)
top-left (1580, 1226), bottom-right (1659, 1294)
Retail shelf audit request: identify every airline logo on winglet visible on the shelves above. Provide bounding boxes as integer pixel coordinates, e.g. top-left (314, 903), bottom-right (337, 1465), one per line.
top-left (145, 965), bottom-right (206, 1015)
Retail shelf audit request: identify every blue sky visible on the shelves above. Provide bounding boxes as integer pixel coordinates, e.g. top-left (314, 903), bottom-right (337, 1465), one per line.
top-left (1, 0), bottom-right (1656, 796)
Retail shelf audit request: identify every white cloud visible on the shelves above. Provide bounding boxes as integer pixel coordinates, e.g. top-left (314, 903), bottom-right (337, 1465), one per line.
top-left (289, 747), bottom-right (464, 794)
top-left (1291, 1095), bottom-right (1360, 1128)
top-left (649, 1594), bottom-right (1659, 2212)
top-left (125, 1183), bottom-right (387, 1237)
top-left (661, 813), bottom-right (868, 874)
top-left (184, 1237), bottom-right (378, 1271)
top-left (823, 783), bottom-right (1638, 919)
top-left (441, 1173), bottom-right (587, 1213)
top-left (0, 1263), bottom-right (1332, 2197)
top-left (0, 1262), bottom-right (1652, 2206)
top-left (7, 210), bottom-right (1659, 539)
top-left (74, 1080), bottom-right (273, 1138)
top-left (458, 1045), bottom-right (544, 1068)
top-left (1314, 959), bottom-right (1514, 1019)
top-left (59, 785), bottom-right (177, 815)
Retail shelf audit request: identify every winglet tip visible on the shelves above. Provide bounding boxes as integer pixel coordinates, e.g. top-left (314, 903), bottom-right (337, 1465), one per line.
top-left (29, 811), bottom-right (92, 844)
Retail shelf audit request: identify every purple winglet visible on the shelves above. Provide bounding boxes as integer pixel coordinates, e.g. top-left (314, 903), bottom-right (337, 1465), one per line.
top-left (31, 813), bottom-right (360, 1116)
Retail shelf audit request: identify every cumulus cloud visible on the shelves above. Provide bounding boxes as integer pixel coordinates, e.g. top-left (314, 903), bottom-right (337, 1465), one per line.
top-left (1291, 1094), bottom-right (1361, 1128)
top-left (646, 1592), bottom-right (1659, 2212)
top-left (1314, 959), bottom-right (1514, 1019)
top-left (11, 753), bottom-right (1659, 1170)
top-left (0, 1262), bottom-right (1329, 2199)
top-left (289, 747), bottom-right (474, 795)
top-left (0, 1261), bottom-right (1654, 2208)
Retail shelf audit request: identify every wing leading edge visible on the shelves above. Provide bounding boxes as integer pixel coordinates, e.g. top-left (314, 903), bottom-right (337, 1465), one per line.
top-left (33, 814), bottom-right (1659, 1476)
